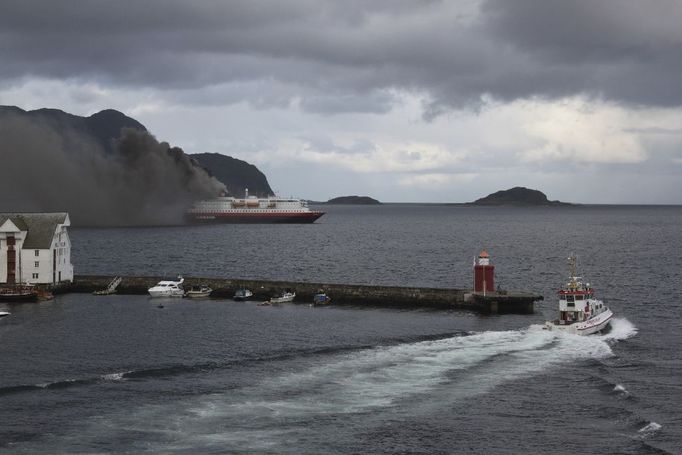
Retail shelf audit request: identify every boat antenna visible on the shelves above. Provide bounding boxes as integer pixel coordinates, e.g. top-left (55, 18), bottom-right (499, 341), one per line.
top-left (567, 254), bottom-right (578, 288)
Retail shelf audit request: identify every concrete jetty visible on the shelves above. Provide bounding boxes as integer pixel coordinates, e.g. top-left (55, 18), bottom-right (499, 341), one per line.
top-left (70, 275), bottom-right (543, 314)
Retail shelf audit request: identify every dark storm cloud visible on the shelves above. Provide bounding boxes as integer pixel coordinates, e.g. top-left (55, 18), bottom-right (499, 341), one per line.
top-left (0, 113), bottom-right (225, 226)
top-left (1, 0), bottom-right (681, 115)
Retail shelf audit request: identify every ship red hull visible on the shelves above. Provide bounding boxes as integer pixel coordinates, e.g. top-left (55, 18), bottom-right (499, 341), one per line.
top-left (187, 211), bottom-right (325, 224)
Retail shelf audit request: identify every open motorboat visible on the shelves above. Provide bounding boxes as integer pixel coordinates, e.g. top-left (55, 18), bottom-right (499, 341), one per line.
top-left (544, 255), bottom-right (613, 335)
top-left (148, 276), bottom-right (185, 298)
top-left (184, 285), bottom-right (213, 299)
top-left (0, 311), bottom-right (10, 318)
top-left (233, 288), bottom-right (253, 301)
top-left (267, 290), bottom-right (296, 304)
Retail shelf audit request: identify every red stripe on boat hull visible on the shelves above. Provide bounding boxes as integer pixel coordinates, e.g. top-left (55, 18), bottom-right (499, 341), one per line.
top-left (187, 211), bottom-right (325, 224)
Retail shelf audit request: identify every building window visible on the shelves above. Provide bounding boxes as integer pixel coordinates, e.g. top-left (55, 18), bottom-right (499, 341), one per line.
top-left (32, 273), bottom-right (39, 279)
top-left (35, 261), bottom-right (40, 267)
top-left (35, 250), bottom-right (40, 256)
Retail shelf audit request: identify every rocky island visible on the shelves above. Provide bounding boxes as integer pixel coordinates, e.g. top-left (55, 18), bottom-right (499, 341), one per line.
top-left (326, 196), bottom-right (381, 205)
top-left (470, 187), bottom-right (571, 206)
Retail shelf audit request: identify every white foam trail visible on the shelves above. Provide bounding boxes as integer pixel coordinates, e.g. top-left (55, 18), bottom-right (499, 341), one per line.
top-left (613, 384), bottom-right (628, 393)
top-left (70, 319), bottom-right (640, 453)
top-left (102, 371), bottom-right (129, 381)
top-left (638, 422), bottom-right (662, 433)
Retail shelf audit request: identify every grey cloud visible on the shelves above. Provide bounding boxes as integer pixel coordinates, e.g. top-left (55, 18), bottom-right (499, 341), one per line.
top-left (1, 0), bottom-right (681, 116)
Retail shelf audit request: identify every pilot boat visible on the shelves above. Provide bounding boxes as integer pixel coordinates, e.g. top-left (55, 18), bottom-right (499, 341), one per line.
top-left (148, 276), bottom-right (185, 298)
top-left (544, 255), bottom-right (613, 335)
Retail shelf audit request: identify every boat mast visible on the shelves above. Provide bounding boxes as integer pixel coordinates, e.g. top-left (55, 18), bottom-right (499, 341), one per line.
top-left (567, 254), bottom-right (578, 289)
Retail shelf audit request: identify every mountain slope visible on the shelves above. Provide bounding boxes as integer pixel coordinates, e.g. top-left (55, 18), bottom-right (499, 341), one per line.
top-left (190, 153), bottom-right (274, 197)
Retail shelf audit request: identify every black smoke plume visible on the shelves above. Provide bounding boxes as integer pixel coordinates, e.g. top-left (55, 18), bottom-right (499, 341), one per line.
top-left (0, 111), bottom-right (225, 226)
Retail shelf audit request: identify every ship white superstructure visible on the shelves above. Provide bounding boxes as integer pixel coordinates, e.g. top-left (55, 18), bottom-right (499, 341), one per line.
top-left (187, 190), bottom-right (324, 224)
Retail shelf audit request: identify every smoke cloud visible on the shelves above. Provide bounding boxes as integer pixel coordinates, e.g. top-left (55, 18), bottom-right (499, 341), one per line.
top-left (0, 113), bottom-right (225, 226)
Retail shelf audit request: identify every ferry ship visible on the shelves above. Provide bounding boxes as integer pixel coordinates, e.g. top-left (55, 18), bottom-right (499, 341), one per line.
top-left (186, 190), bottom-right (325, 224)
top-left (544, 255), bottom-right (613, 335)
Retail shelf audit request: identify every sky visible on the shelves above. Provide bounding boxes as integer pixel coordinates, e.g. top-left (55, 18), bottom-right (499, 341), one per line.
top-left (1, 0), bottom-right (682, 204)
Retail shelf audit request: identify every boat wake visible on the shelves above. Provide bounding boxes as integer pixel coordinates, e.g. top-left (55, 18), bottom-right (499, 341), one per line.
top-left (59, 318), bottom-right (638, 452)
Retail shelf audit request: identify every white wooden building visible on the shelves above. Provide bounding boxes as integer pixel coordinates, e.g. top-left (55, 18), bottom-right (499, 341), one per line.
top-left (0, 212), bottom-right (74, 285)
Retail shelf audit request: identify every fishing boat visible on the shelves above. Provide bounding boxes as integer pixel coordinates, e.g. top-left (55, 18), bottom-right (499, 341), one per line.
top-left (313, 293), bottom-right (332, 305)
top-left (544, 255), bottom-right (613, 335)
top-left (268, 290), bottom-right (296, 304)
top-left (233, 288), bottom-right (253, 301)
top-left (148, 276), bottom-right (185, 298)
top-left (184, 285), bottom-right (213, 299)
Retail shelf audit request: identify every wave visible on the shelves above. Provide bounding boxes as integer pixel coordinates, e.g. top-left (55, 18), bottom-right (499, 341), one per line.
top-left (639, 421), bottom-right (662, 434)
top-left (0, 320), bottom-right (637, 409)
top-left (0, 378), bottom-right (97, 396)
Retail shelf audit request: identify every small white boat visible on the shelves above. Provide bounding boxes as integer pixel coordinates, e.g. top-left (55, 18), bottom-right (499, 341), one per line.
top-left (184, 285), bottom-right (213, 299)
top-left (148, 276), bottom-right (185, 298)
top-left (0, 311), bottom-right (10, 318)
top-left (544, 255), bottom-right (613, 335)
top-left (268, 291), bottom-right (296, 304)
top-left (233, 288), bottom-right (253, 301)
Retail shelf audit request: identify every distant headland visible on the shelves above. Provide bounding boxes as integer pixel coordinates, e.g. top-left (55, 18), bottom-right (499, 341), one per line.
top-left (325, 196), bottom-right (381, 205)
top-left (469, 187), bottom-right (572, 206)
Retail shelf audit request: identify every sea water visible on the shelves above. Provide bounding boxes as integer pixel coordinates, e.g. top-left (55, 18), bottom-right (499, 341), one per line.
top-left (1, 205), bottom-right (680, 454)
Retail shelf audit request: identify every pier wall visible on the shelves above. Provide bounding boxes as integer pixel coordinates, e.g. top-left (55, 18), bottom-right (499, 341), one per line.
top-left (70, 275), bottom-right (542, 314)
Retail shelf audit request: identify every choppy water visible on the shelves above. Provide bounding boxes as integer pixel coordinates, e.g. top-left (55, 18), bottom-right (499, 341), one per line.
top-left (1, 205), bottom-right (681, 454)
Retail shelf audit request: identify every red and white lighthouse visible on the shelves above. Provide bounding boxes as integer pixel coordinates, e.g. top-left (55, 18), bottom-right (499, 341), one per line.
top-left (473, 250), bottom-right (495, 294)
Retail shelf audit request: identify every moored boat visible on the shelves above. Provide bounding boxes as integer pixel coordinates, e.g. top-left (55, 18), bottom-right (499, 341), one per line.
top-left (268, 290), bottom-right (296, 304)
top-left (233, 288), bottom-right (253, 301)
top-left (148, 276), bottom-right (185, 298)
top-left (0, 285), bottom-right (39, 303)
top-left (184, 285), bottom-right (213, 299)
top-left (544, 255), bottom-right (613, 335)
top-left (93, 276), bottom-right (122, 296)
top-left (313, 293), bottom-right (331, 305)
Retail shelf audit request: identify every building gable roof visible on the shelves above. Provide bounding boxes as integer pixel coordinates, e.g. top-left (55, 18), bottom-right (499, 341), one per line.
top-left (0, 218), bottom-right (24, 232)
top-left (0, 213), bottom-right (68, 249)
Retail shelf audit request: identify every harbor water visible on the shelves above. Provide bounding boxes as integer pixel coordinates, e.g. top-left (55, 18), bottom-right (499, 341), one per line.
top-left (1, 204), bottom-right (681, 454)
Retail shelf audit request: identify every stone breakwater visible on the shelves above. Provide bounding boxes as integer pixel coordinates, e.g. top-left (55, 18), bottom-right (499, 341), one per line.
top-left (70, 275), bottom-right (543, 315)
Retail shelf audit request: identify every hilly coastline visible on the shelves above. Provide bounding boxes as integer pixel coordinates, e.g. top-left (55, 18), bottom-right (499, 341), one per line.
top-left (326, 196), bottom-right (381, 205)
top-left (0, 105), bottom-right (275, 225)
